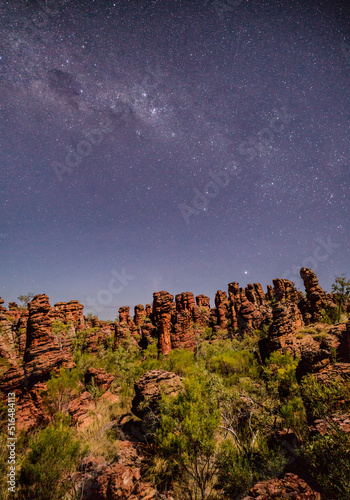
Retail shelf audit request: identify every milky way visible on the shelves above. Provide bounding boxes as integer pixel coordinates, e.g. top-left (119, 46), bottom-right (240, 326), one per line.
top-left (0, 0), bottom-right (349, 318)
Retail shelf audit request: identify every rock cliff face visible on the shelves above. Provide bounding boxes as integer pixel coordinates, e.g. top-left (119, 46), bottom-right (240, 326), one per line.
top-left (0, 294), bottom-right (75, 429)
top-left (0, 299), bottom-right (28, 363)
top-left (215, 290), bottom-right (229, 329)
top-left (54, 300), bottom-right (85, 330)
top-left (196, 294), bottom-right (210, 310)
top-left (300, 267), bottom-right (332, 322)
top-left (152, 291), bottom-right (175, 355)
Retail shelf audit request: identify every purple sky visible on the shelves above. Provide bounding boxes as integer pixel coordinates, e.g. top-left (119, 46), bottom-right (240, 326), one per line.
top-left (0, 0), bottom-right (349, 319)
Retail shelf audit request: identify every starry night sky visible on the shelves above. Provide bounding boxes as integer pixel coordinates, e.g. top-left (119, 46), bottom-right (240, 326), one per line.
top-left (0, 0), bottom-right (349, 319)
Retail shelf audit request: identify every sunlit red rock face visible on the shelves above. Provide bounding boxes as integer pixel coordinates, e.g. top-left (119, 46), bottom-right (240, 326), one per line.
top-left (196, 294), bottom-right (210, 310)
top-left (54, 300), bottom-right (85, 331)
top-left (0, 294), bottom-right (75, 429)
top-left (152, 291), bottom-right (175, 355)
top-left (215, 290), bottom-right (229, 329)
top-left (172, 292), bottom-right (200, 350)
top-left (0, 299), bottom-right (28, 363)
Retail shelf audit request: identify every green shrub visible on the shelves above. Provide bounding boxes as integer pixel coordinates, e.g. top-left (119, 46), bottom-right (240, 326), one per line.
top-left (300, 374), bottom-right (350, 420)
top-left (157, 376), bottom-right (221, 500)
top-left (18, 419), bottom-right (84, 500)
top-left (302, 427), bottom-right (350, 500)
top-left (41, 367), bottom-right (82, 416)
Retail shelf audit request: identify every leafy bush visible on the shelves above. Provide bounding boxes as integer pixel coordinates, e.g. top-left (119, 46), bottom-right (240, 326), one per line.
top-left (302, 427), bottom-right (350, 500)
top-left (18, 419), bottom-right (84, 500)
top-left (300, 374), bottom-right (350, 420)
top-left (157, 376), bottom-right (221, 500)
top-left (41, 367), bottom-right (82, 416)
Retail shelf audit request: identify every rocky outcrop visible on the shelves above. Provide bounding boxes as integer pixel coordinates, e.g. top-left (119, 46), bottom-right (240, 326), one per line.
top-left (300, 268), bottom-right (334, 322)
top-left (196, 294), bottom-right (210, 310)
top-left (238, 294), bottom-right (264, 333)
top-left (23, 294), bottom-right (73, 369)
top-left (0, 294), bottom-right (74, 429)
top-left (152, 291), bottom-right (175, 355)
top-left (84, 367), bottom-right (114, 391)
top-left (118, 306), bottom-right (130, 324)
top-left (227, 282), bottom-right (270, 333)
top-left (88, 462), bottom-right (156, 500)
top-left (245, 283), bottom-right (266, 307)
top-left (243, 473), bottom-right (321, 499)
top-left (171, 292), bottom-right (199, 350)
top-left (215, 290), bottom-right (229, 329)
top-left (134, 304), bottom-right (145, 325)
top-left (269, 302), bottom-right (304, 338)
top-left (0, 299), bottom-right (29, 363)
top-left (272, 278), bottom-right (303, 303)
top-left (54, 300), bottom-right (85, 331)
top-left (145, 304), bottom-right (153, 318)
top-left (131, 370), bottom-right (182, 420)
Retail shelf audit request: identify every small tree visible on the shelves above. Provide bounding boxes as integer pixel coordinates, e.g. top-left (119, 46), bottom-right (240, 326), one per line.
top-left (332, 274), bottom-right (350, 322)
top-left (17, 292), bottom-right (35, 308)
top-left (157, 376), bottom-right (221, 500)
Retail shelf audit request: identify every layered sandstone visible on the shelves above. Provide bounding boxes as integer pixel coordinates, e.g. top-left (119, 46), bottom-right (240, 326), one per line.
top-left (243, 473), bottom-right (321, 499)
top-left (132, 370), bottom-right (182, 420)
top-left (300, 267), bottom-right (334, 322)
top-left (152, 291), bottom-right (175, 355)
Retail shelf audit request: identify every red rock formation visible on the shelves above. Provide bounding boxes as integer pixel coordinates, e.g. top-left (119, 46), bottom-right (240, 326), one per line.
top-left (196, 294), bottom-right (210, 310)
top-left (238, 294), bottom-right (264, 333)
top-left (172, 310), bottom-right (196, 350)
top-left (215, 290), bottom-right (229, 329)
top-left (145, 304), bottom-right (153, 317)
top-left (86, 325), bottom-right (114, 353)
top-left (269, 302), bottom-right (304, 338)
top-left (84, 461), bottom-right (156, 500)
top-left (266, 284), bottom-right (274, 301)
top-left (245, 283), bottom-right (266, 307)
top-left (84, 367), bottom-right (114, 391)
top-left (118, 306), bottom-right (130, 324)
top-left (0, 303), bottom-right (28, 363)
top-left (152, 291), bottom-right (175, 355)
top-left (170, 292), bottom-right (199, 350)
top-left (273, 278), bottom-right (303, 303)
top-left (54, 300), bottom-right (85, 331)
top-left (132, 370), bottom-right (182, 420)
top-left (175, 291), bottom-right (196, 312)
top-left (141, 321), bottom-right (156, 346)
top-left (134, 304), bottom-right (145, 325)
top-left (243, 473), bottom-right (321, 499)
top-left (0, 294), bottom-right (74, 430)
top-left (300, 267), bottom-right (333, 322)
